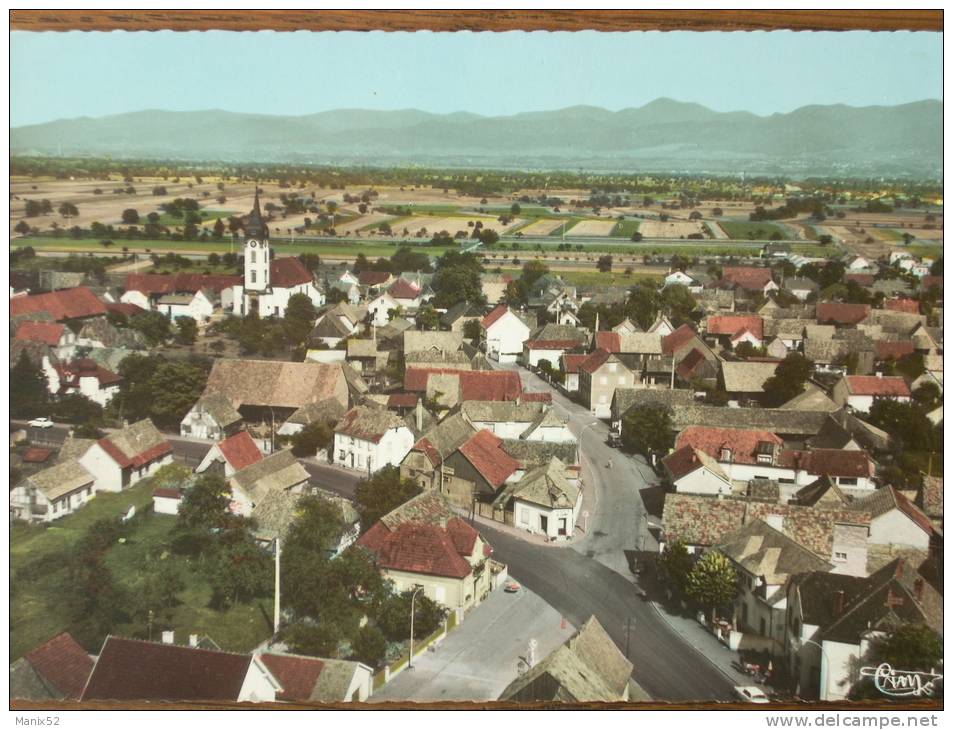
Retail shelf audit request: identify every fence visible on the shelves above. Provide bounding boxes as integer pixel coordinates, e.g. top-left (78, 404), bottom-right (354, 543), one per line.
top-left (474, 502), bottom-right (515, 527)
top-left (372, 612), bottom-right (458, 690)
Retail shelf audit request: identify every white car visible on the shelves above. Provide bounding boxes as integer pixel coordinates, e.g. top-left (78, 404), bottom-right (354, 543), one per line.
top-left (734, 685), bottom-right (770, 704)
top-left (27, 417), bottom-right (54, 429)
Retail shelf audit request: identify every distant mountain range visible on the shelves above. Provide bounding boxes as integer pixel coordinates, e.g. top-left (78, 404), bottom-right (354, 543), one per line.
top-left (10, 98), bottom-right (942, 177)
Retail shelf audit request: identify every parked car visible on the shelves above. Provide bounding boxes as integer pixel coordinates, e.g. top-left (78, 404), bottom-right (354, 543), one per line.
top-left (27, 417), bottom-right (54, 429)
top-left (606, 433), bottom-right (622, 448)
top-left (734, 685), bottom-right (770, 704)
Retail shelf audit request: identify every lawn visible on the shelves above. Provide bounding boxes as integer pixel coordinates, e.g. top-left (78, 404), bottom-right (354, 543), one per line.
top-left (547, 218), bottom-right (584, 236)
top-left (11, 477), bottom-right (274, 660)
top-left (494, 267), bottom-right (661, 288)
top-left (143, 209), bottom-right (236, 227)
top-left (718, 220), bottom-right (791, 241)
top-left (610, 219), bottom-right (642, 238)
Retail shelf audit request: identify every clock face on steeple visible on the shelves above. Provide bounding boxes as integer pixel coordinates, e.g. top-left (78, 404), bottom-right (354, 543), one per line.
top-left (248, 240), bottom-right (258, 248)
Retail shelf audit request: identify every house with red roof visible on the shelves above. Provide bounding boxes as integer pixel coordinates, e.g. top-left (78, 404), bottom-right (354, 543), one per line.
top-left (481, 304), bottom-right (532, 363)
top-left (849, 487), bottom-right (935, 551)
top-left (356, 490), bottom-right (495, 612)
top-left (721, 266), bottom-right (778, 295)
top-left (705, 314), bottom-right (764, 349)
top-left (15, 320), bottom-right (75, 352)
top-left (10, 632), bottom-right (95, 701)
top-left (196, 430), bottom-right (264, 478)
top-left (387, 275), bottom-right (432, 310)
top-left (441, 429), bottom-right (522, 505)
top-left (873, 340), bottom-right (915, 363)
top-left (832, 374), bottom-right (911, 413)
top-left (404, 368), bottom-right (523, 408)
top-left (54, 358), bottom-right (122, 407)
top-left (816, 302), bottom-right (871, 326)
top-left (661, 445), bottom-right (733, 496)
top-left (9, 286), bottom-right (107, 322)
top-left (258, 653), bottom-right (373, 703)
top-left (77, 419), bottom-right (174, 492)
top-left (884, 298), bottom-right (920, 315)
top-left (560, 353), bottom-right (590, 393)
top-left (121, 272), bottom-right (241, 315)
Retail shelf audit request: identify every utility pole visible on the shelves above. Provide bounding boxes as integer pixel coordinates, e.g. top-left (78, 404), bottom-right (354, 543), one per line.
top-left (273, 537), bottom-right (281, 634)
top-left (625, 617), bottom-right (635, 659)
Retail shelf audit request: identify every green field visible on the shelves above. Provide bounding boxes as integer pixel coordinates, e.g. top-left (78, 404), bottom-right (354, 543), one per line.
top-left (718, 220), bottom-right (792, 241)
top-left (11, 478), bottom-right (274, 660)
top-left (547, 218), bottom-right (586, 236)
top-left (611, 220), bottom-right (641, 238)
top-left (494, 267), bottom-right (662, 288)
top-left (377, 203), bottom-right (462, 215)
top-left (141, 209), bottom-right (235, 227)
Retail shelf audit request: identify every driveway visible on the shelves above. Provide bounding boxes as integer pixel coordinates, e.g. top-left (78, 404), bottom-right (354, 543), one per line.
top-left (370, 586), bottom-right (575, 703)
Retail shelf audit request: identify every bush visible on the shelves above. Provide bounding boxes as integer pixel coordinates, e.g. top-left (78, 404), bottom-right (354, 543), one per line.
top-left (351, 625), bottom-right (388, 668)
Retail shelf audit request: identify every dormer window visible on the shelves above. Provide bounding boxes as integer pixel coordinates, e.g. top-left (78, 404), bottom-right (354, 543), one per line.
top-left (720, 446), bottom-right (733, 463)
top-left (756, 441), bottom-right (775, 465)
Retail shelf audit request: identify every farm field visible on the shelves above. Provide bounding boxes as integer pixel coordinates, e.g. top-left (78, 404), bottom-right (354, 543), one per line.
top-left (610, 219), bottom-right (641, 238)
top-left (639, 219), bottom-right (707, 238)
top-left (718, 220), bottom-right (791, 240)
top-left (565, 219), bottom-right (617, 236)
top-left (384, 214), bottom-right (523, 236)
top-left (517, 218), bottom-right (567, 236)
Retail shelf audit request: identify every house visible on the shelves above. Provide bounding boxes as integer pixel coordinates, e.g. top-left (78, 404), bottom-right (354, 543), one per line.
top-left (179, 392), bottom-right (243, 441)
top-left (15, 320), bottom-right (76, 354)
top-left (499, 617), bottom-right (633, 702)
top-left (848, 488), bottom-right (934, 551)
top-left (309, 303), bottom-right (367, 347)
top-left (831, 374), bottom-right (911, 413)
top-left (9, 286), bottom-right (107, 322)
top-left (357, 269), bottom-right (394, 294)
top-left (492, 457), bottom-right (581, 541)
top-left (81, 636), bottom-right (282, 703)
top-left (460, 401), bottom-right (575, 443)
top-left (578, 349), bottom-right (636, 419)
top-left (610, 388), bottom-right (695, 434)
top-left (560, 353), bottom-right (589, 393)
top-left (53, 358), bottom-right (122, 407)
top-left (663, 269), bottom-right (700, 290)
top-left (366, 290), bottom-right (400, 326)
top-left (332, 406), bottom-right (415, 473)
top-left (404, 330), bottom-right (464, 354)
top-left (816, 302), bottom-right (870, 326)
top-left (716, 518), bottom-right (832, 654)
top-left (521, 323), bottom-right (588, 368)
top-left (403, 368), bottom-right (523, 409)
top-left (10, 632), bottom-right (95, 701)
top-left (720, 361), bottom-right (779, 404)
top-left (481, 305), bottom-right (532, 363)
top-left (152, 487), bottom-right (183, 515)
top-left (121, 272), bottom-right (240, 312)
top-left (196, 431), bottom-right (264, 478)
top-left (78, 419), bottom-right (173, 492)
top-left (706, 314), bottom-right (764, 349)
top-left (661, 445), bottom-right (733, 496)
top-left (784, 558), bottom-right (941, 701)
top-left (228, 448), bottom-right (310, 517)
top-left (10, 459), bottom-right (96, 523)
top-left (721, 266), bottom-right (778, 295)
top-left (156, 289), bottom-right (215, 321)
top-left (440, 429), bottom-right (522, 507)
top-left (258, 653), bottom-right (373, 703)
top-left (230, 195), bottom-right (326, 317)
top-left (785, 278), bottom-right (819, 301)
top-left (844, 254), bottom-right (874, 272)
top-left (400, 413), bottom-right (477, 491)
top-left (918, 476), bottom-right (942, 531)
top-left (356, 490), bottom-right (495, 612)
top-left (74, 317), bottom-right (145, 351)
top-left (387, 275), bottom-right (431, 310)
top-left (278, 397), bottom-right (347, 438)
top-left (440, 301), bottom-right (484, 334)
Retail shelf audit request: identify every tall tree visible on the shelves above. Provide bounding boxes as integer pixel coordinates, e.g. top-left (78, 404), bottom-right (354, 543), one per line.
top-left (621, 404), bottom-right (675, 462)
top-left (10, 350), bottom-right (50, 419)
top-left (354, 466), bottom-right (422, 531)
top-left (762, 353), bottom-right (814, 407)
top-left (685, 551), bottom-right (738, 623)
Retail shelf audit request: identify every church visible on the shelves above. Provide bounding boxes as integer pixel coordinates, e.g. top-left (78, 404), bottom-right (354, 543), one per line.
top-left (230, 191), bottom-right (326, 317)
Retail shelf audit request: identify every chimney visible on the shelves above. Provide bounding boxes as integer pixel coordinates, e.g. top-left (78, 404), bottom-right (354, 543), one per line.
top-left (914, 578), bottom-right (925, 603)
top-left (161, 630), bottom-right (175, 645)
top-left (416, 398), bottom-right (423, 432)
top-left (875, 371), bottom-right (883, 379)
top-left (833, 590), bottom-right (846, 617)
top-left (189, 634), bottom-right (199, 648)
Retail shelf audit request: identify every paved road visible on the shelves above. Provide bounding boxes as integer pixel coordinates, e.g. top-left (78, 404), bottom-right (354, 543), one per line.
top-left (14, 421), bottom-right (362, 501)
top-left (371, 586), bottom-right (575, 703)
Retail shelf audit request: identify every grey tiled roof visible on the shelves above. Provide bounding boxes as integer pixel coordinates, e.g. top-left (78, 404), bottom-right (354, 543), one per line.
top-left (669, 405), bottom-right (829, 435)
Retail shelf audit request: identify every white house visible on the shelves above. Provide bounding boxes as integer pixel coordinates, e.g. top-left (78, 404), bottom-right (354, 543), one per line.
top-left (849, 487), bottom-right (934, 551)
top-left (156, 289), bottom-right (215, 321)
top-left (481, 304), bottom-right (532, 363)
top-left (493, 457), bottom-right (581, 541)
top-left (54, 358), bottom-right (122, 407)
top-left (663, 270), bottom-right (699, 290)
top-left (333, 406), bottom-right (415, 473)
top-left (179, 392), bottom-right (243, 441)
top-left (196, 430), bottom-right (264, 478)
top-left (366, 290), bottom-right (400, 327)
top-left (230, 193), bottom-right (325, 318)
top-left (78, 419), bottom-right (174, 493)
top-left (831, 374), bottom-right (911, 414)
top-left (10, 459), bottom-right (96, 523)
top-left (460, 401), bottom-right (575, 444)
top-left (152, 487), bottom-right (183, 515)
top-left (661, 445), bottom-right (734, 496)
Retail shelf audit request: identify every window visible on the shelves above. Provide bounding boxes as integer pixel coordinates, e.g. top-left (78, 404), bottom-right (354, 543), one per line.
top-left (520, 507), bottom-right (530, 525)
top-left (618, 376), bottom-right (626, 385)
top-left (839, 477), bottom-right (858, 486)
top-left (608, 363), bottom-right (617, 373)
top-left (250, 270), bottom-right (257, 284)
top-left (833, 551), bottom-right (848, 562)
top-left (338, 450), bottom-right (346, 460)
top-left (443, 473), bottom-right (452, 485)
top-left (250, 250), bottom-right (256, 264)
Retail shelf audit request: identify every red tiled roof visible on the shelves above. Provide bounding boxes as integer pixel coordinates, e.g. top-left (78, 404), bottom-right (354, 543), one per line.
top-left (526, 339), bottom-right (583, 351)
top-left (481, 304), bottom-right (510, 329)
top-left (920, 276), bottom-right (942, 292)
top-left (57, 359), bottom-right (122, 388)
top-left (404, 368), bottom-right (523, 401)
top-left (892, 488), bottom-right (936, 536)
top-left (817, 302), bottom-right (871, 325)
top-left (521, 391), bottom-right (552, 403)
top-left (594, 331), bottom-right (622, 353)
top-left (884, 298), bottom-right (920, 314)
top-left (446, 516), bottom-right (479, 555)
top-left (9, 287), bottom-right (107, 322)
top-left (23, 447), bottom-right (54, 463)
top-left (662, 445), bottom-right (711, 481)
top-left (217, 431), bottom-right (263, 472)
top-left (779, 449), bottom-right (875, 478)
top-left (259, 653), bottom-right (325, 702)
top-left (662, 324), bottom-right (698, 356)
top-left (707, 315), bottom-right (764, 341)
top-left (874, 340), bottom-right (915, 361)
top-left (413, 436), bottom-right (443, 468)
top-left (676, 348), bottom-right (708, 381)
top-left (25, 632), bottom-right (95, 700)
top-left (125, 273), bottom-right (241, 295)
top-left (388, 278), bottom-right (422, 300)
top-left (358, 520), bottom-right (475, 579)
top-left (676, 426), bottom-right (783, 466)
top-left (458, 430), bottom-right (520, 488)
top-left (561, 353), bottom-right (589, 374)
top-left (105, 302), bottom-right (146, 317)
top-left (723, 266), bottom-right (774, 291)
top-left (15, 321), bottom-right (65, 347)
top-left (270, 257), bottom-right (313, 288)
top-left (579, 348), bottom-right (612, 375)
top-left (97, 436), bottom-right (172, 469)
top-left (388, 392), bottom-right (420, 409)
top-left (845, 273), bottom-right (875, 287)
top-left (358, 270), bottom-right (391, 286)
top-left (153, 487), bottom-right (182, 500)
top-left (845, 375), bottom-right (911, 397)
top-left (81, 637), bottom-right (252, 701)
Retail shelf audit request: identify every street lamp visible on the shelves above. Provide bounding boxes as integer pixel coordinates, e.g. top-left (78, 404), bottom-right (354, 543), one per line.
top-left (797, 637), bottom-right (831, 700)
top-left (408, 585), bottom-right (424, 669)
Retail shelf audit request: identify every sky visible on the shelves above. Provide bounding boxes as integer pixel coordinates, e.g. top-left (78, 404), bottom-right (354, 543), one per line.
top-left (11, 30), bottom-right (942, 127)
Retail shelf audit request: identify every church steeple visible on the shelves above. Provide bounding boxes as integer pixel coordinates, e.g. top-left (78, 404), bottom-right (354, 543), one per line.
top-left (244, 187), bottom-right (269, 240)
top-left (243, 187), bottom-right (270, 293)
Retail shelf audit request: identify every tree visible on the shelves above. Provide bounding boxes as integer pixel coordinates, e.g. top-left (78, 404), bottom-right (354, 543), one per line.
top-left (351, 625), bottom-right (387, 668)
top-left (416, 304), bottom-right (440, 331)
top-left (129, 310), bottom-right (172, 346)
top-left (14, 220), bottom-right (30, 235)
top-left (712, 207), bottom-right (723, 217)
top-left (390, 246), bottom-right (432, 274)
top-left (121, 208), bottom-right (140, 224)
top-left (685, 551), bottom-right (738, 623)
top-left (209, 527), bottom-right (274, 607)
top-left (10, 350), bottom-right (50, 418)
top-left (850, 623), bottom-right (943, 700)
top-left (212, 218), bottom-right (225, 239)
top-left (762, 353), bottom-right (814, 407)
top-left (520, 259), bottom-right (550, 291)
top-left (912, 382), bottom-right (941, 411)
top-left (510, 203), bottom-right (521, 216)
top-left (290, 421), bottom-right (336, 457)
top-left (175, 316), bottom-right (198, 345)
top-left (597, 255), bottom-right (613, 273)
top-left (52, 393), bottom-right (103, 426)
top-left (631, 231), bottom-right (643, 242)
top-left (284, 622), bottom-right (342, 658)
top-left (176, 472), bottom-right (231, 532)
top-left (283, 292), bottom-right (318, 346)
top-left (626, 285), bottom-right (660, 331)
top-left (659, 284), bottom-right (698, 326)
top-left (58, 202), bottom-right (79, 218)
top-left (657, 540), bottom-right (694, 598)
top-left (867, 399), bottom-right (940, 454)
top-left (432, 250), bottom-right (485, 309)
top-left (621, 404), bottom-right (674, 462)
top-left (463, 318), bottom-right (482, 341)
top-left (376, 589), bottom-right (447, 642)
top-left (354, 466), bottom-right (422, 531)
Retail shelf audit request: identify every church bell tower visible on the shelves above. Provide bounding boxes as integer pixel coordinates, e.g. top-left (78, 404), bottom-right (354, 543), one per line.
top-left (243, 188), bottom-right (270, 293)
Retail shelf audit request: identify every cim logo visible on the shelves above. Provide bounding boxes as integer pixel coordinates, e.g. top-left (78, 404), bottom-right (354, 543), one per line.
top-left (859, 663), bottom-right (943, 698)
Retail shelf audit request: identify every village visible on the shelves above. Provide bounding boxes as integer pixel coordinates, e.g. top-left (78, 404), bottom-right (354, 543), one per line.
top-left (8, 173), bottom-right (943, 705)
